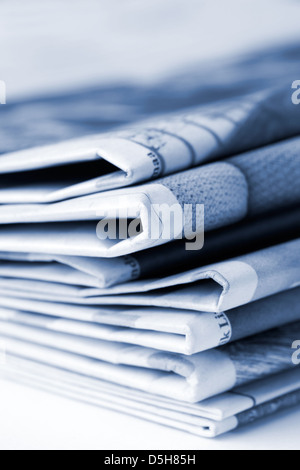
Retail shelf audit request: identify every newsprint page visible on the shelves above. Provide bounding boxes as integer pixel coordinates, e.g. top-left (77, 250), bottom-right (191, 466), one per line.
top-left (0, 0), bottom-right (300, 454)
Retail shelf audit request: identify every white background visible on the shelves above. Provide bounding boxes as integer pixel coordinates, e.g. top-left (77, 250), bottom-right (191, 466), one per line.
top-left (1, 378), bottom-right (300, 450)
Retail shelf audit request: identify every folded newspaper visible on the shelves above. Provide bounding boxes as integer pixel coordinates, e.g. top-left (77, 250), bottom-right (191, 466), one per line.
top-left (0, 239), bottom-right (298, 313)
top-left (0, 87), bottom-right (299, 204)
top-left (0, 321), bottom-right (299, 403)
top-left (0, 205), bottom-right (298, 288)
top-left (1, 358), bottom-right (299, 438)
top-left (0, 137), bottom-right (298, 256)
top-left (0, 287), bottom-right (298, 355)
top-left (1, 56), bottom-right (299, 440)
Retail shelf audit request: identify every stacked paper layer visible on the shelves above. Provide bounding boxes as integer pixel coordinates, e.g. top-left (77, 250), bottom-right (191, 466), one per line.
top-left (0, 69), bottom-right (300, 438)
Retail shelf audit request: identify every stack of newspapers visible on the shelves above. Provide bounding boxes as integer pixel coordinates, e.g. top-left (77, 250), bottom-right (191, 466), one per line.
top-left (0, 85), bottom-right (300, 438)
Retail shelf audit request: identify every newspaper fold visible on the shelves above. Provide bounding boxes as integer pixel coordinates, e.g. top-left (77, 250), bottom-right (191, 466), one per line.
top-left (0, 255), bottom-right (137, 289)
top-left (0, 239), bottom-right (298, 313)
top-left (1, 358), bottom-right (300, 438)
top-left (0, 321), bottom-right (299, 402)
top-left (0, 207), bottom-right (298, 288)
top-left (0, 287), bottom-right (298, 355)
top-left (124, 206), bottom-right (300, 283)
top-left (0, 87), bottom-right (299, 203)
top-left (0, 138), bottom-right (298, 256)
